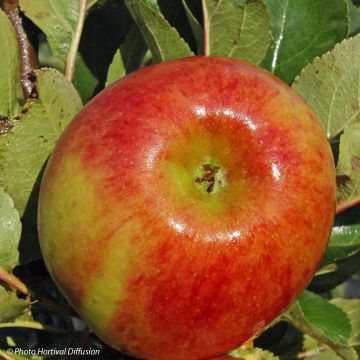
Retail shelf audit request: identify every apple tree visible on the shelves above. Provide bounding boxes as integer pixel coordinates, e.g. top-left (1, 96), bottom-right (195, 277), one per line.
top-left (0, 0), bottom-right (360, 359)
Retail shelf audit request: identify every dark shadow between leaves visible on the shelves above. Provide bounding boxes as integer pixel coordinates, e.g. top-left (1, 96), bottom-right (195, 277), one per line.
top-left (19, 161), bottom-right (47, 265)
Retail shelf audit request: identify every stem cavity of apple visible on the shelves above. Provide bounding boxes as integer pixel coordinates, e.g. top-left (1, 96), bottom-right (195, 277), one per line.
top-left (194, 163), bottom-right (225, 194)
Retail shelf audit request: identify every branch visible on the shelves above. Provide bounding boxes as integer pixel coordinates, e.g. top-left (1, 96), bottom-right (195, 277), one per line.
top-left (2, 0), bottom-right (39, 99)
top-left (65, 0), bottom-right (88, 82)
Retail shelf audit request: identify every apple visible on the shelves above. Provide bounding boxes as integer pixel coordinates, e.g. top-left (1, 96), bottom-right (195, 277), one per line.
top-left (38, 56), bottom-right (336, 360)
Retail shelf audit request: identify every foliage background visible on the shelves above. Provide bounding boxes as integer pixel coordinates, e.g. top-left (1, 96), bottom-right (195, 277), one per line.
top-left (0, 0), bottom-right (360, 359)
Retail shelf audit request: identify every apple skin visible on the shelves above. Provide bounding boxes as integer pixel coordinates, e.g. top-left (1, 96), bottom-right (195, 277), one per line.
top-left (38, 56), bottom-right (336, 360)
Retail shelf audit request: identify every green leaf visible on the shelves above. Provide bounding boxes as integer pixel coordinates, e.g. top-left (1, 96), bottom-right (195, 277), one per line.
top-left (143, 0), bottom-right (161, 12)
top-left (38, 41), bottom-right (65, 72)
top-left (75, 2), bottom-right (134, 102)
top-left (180, 0), bottom-right (204, 53)
top-left (0, 10), bottom-right (23, 116)
top-left (105, 25), bottom-right (147, 87)
top-left (286, 291), bottom-right (351, 345)
top-left (349, 0), bottom-right (360, 36)
top-left (202, 0), bottom-right (270, 65)
top-left (106, 51), bottom-right (125, 87)
top-left (0, 187), bottom-right (21, 271)
top-left (331, 298), bottom-right (360, 346)
top-left (0, 286), bottom-right (29, 323)
top-left (336, 123), bottom-right (360, 212)
top-left (124, 0), bottom-right (193, 62)
top-left (19, 0), bottom-right (85, 65)
top-left (321, 224), bottom-right (360, 266)
top-left (73, 53), bottom-right (99, 103)
top-left (0, 68), bottom-right (82, 227)
top-left (230, 347), bottom-right (279, 359)
top-left (119, 26), bottom-right (147, 74)
top-left (157, 0), bottom-right (199, 53)
top-left (292, 35), bottom-right (360, 140)
top-left (263, 0), bottom-right (349, 84)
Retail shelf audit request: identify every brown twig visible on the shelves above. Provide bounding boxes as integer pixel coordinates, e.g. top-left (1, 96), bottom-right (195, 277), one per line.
top-left (2, 0), bottom-right (39, 99)
top-left (0, 115), bottom-right (13, 134)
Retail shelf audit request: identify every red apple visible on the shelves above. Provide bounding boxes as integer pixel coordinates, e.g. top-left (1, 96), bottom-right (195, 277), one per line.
top-left (38, 56), bottom-right (336, 360)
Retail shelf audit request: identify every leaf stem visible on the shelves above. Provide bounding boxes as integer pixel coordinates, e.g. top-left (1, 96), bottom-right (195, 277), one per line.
top-left (2, 0), bottom-right (39, 99)
top-left (0, 320), bottom-right (73, 334)
top-left (0, 268), bottom-right (28, 295)
top-left (65, 0), bottom-right (88, 82)
top-left (284, 306), bottom-right (357, 360)
top-left (297, 347), bottom-right (327, 358)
